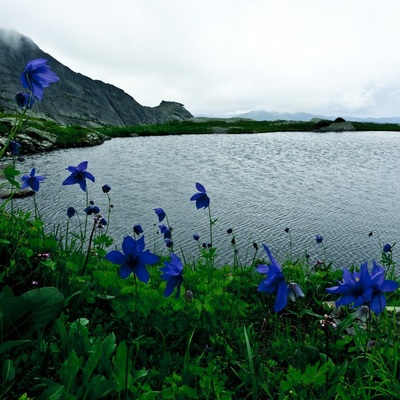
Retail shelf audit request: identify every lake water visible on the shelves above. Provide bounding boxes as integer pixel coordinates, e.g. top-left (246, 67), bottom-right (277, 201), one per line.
top-left (12, 131), bottom-right (400, 268)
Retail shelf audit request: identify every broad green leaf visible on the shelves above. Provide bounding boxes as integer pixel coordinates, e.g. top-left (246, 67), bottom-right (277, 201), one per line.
top-left (19, 287), bottom-right (65, 333)
top-left (3, 165), bottom-right (21, 188)
top-left (112, 340), bottom-right (131, 391)
top-left (35, 383), bottom-right (65, 400)
top-left (2, 358), bottom-right (15, 382)
top-left (59, 350), bottom-right (81, 391)
top-left (82, 340), bottom-right (103, 386)
top-left (0, 340), bottom-right (31, 355)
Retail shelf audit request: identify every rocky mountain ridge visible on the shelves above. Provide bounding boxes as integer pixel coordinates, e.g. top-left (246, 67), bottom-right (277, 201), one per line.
top-left (0, 29), bottom-right (193, 127)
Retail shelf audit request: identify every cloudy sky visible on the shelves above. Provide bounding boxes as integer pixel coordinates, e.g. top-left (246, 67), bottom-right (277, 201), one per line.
top-left (2, 0), bottom-right (400, 118)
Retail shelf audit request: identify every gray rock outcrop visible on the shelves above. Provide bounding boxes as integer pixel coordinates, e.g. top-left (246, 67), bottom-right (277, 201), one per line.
top-left (0, 29), bottom-right (193, 127)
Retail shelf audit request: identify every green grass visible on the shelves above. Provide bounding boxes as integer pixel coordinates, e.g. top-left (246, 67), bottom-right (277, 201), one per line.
top-left (1, 190), bottom-right (400, 399)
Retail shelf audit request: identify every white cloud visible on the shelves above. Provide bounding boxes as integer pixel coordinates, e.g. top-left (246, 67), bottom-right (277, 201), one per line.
top-left (2, 0), bottom-right (400, 117)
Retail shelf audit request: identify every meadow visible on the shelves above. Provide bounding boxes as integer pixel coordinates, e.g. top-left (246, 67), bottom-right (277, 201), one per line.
top-left (1, 59), bottom-right (400, 400)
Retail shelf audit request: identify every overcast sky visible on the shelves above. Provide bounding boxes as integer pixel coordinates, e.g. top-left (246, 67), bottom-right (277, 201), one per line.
top-left (2, 0), bottom-right (400, 118)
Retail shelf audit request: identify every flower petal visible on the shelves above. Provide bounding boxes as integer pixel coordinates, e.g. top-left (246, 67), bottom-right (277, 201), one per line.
top-left (105, 250), bottom-right (125, 265)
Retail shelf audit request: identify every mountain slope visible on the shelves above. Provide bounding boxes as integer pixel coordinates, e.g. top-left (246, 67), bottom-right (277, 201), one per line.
top-left (0, 29), bottom-right (193, 127)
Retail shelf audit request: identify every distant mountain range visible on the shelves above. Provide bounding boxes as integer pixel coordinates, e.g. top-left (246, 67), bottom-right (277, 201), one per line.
top-left (0, 29), bottom-right (193, 127)
top-left (224, 110), bottom-right (400, 124)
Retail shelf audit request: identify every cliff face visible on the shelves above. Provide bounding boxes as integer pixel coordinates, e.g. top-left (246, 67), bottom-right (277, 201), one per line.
top-left (0, 29), bottom-right (193, 127)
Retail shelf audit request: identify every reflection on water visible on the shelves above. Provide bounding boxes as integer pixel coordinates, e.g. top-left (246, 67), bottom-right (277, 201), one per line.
top-left (12, 131), bottom-right (400, 268)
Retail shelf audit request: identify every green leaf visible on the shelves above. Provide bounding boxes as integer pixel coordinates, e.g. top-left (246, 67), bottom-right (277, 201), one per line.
top-left (82, 340), bottom-right (103, 386)
top-left (19, 287), bottom-right (65, 333)
top-left (3, 165), bottom-right (21, 188)
top-left (59, 350), bottom-right (81, 391)
top-left (2, 359), bottom-right (15, 382)
top-left (112, 340), bottom-right (131, 391)
top-left (0, 340), bottom-right (31, 355)
top-left (35, 383), bottom-right (65, 400)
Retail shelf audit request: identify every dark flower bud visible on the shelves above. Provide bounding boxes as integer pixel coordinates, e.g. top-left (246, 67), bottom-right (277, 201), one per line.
top-left (66, 207), bottom-right (76, 218)
top-left (383, 243), bottom-right (392, 253)
top-left (368, 231), bottom-right (373, 237)
top-left (284, 227), bottom-right (290, 233)
top-left (15, 92), bottom-right (34, 109)
top-left (207, 243), bottom-right (212, 248)
top-left (133, 224), bottom-right (144, 235)
top-left (89, 200), bottom-right (95, 205)
top-left (193, 233), bottom-right (200, 241)
top-left (227, 228), bottom-right (233, 234)
top-left (185, 290), bottom-right (194, 302)
top-left (202, 243), bottom-right (207, 249)
top-left (165, 239), bottom-right (173, 248)
top-left (316, 234), bottom-right (323, 243)
top-left (9, 140), bottom-right (22, 156)
top-left (100, 217), bottom-right (107, 226)
top-left (253, 241), bottom-right (258, 250)
top-left (231, 237), bottom-right (236, 245)
top-left (102, 184), bottom-right (111, 193)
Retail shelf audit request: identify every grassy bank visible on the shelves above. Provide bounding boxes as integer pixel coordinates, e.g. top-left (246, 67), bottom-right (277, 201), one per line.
top-left (2, 111), bottom-right (400, 154)
top-left (1, 171), bottom-right (400, 399)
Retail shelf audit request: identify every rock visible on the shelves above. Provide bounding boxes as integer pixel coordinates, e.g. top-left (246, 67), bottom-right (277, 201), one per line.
top-left (0, 29), bottom-right (193, 127)
top-left (316, 121), bottom-right (355, 132)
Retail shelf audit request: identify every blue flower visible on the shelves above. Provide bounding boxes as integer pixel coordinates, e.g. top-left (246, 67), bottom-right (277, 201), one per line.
top-left (326, 261), bottom-right (398, 314)
top-left (193, 233), bottom-right (200, 241)
top-left (159, 224), bottom-right (172, 239)
top-left (62, 161), bottom-right (95, 192)
top-left (133, 224), bottom-right (144, 235)
top-left (99, 217), bottom-right (107, 226)
top-left (316, 234), bottom-right (323, 243)
top-left (257, 244), bottom-right (288, 312)
top-left (102, 184), bottom-right (111, 193)
top-left (160, 253), bottom-right (184, 298)
top-left (20, 58), bottom-right (59, 101)
top-left (383, 243), bottom-right (392, 253)
top-left (105, 235), bottom-right (159, 282)
top-left (21, 168), bottom-right (46, 192)
top-left (154, 208), bottom-right (166, 222)
top-left (15, 92), bottom-right (34, 109)
top-left (9, 140), bottom-right (21, 156)
top-left (84, 205), bottom-right (100, 215)
top-left (190, 182), bottom-right (210, 209)
top-left (165, 239), bottom-right (173, 248)
top-left (66, 207), bottom-right (76, 218)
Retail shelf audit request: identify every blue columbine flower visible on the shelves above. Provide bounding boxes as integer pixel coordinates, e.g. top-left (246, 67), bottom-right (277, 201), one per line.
top-left (316, 234), bottom-right (323, 243)
top-left (9, 140), bottom-right (22, 156)
top-left (154, 208), bottom-right (166, 222)
top-left (21, 168), bottom-right (46, 192)
top-left (15, 92), bottom-right (34, 109)
top-left (66, 207), bottom-right (76, 218)
top-left (105, 235), bottom-right (159, 282)
top-left (133, 224), bottom-right (144, 235)
top-left (20, 58), bottom-right (59, 101)
top-left (160, 253), bottom-right (184, 298)
top-left (326, 261), bottom-right (398, 314)
top-left (62, 161), bottom-right (95, 192)
top-left (257, 244), bottom-right (288, 312)
top-left (159, 224), bottom-right (172, 239)
top-left (190, 182), bottom-right (210, 209)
